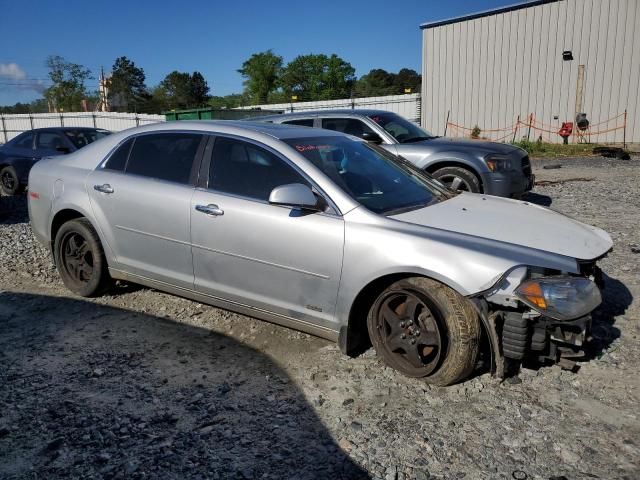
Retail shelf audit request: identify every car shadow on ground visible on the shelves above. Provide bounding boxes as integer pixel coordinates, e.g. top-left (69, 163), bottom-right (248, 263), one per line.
top-left (0, 194), bottom-right (29, 224)
top-left (588, 273), bottom-right (631, 357)
top-left (522, 191), bottom-right (552, 207)
top-left (0, 292), bottom-right (369, 480)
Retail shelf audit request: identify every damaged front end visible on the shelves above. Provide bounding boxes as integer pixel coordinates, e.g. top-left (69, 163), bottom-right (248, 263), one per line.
top-left (473, 259), bottom-right (606, 378)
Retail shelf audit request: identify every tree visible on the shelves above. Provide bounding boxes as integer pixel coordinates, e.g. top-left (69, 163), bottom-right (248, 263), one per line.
top-left (280, 54), bottom-right (355, 101)
top-left (354, 68), bottom-right (421, 97)
top-left (393, 68), bottom-right (421, 94)
top-left (43, 55), bottom-right (91, 112)
top-left (158, 71), bottom-right (192, 110)
top-left (189, 71), bottom-right (210, 106)
top-left (354, 68), bottom-right (396, 97)
top-left (109, 56), bottom-right (148, 112)
top-left (238, 50), bottom-right (283, 104)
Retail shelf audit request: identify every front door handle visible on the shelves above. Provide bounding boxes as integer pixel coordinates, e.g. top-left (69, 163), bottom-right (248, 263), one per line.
top-left (195, 204), bottom-right (224, 216)
top-left (94, 184), bottom-right (114, 194)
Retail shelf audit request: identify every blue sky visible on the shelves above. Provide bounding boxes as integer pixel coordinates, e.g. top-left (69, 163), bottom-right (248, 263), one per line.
top-left (0, 0), bottom-right (515, 106)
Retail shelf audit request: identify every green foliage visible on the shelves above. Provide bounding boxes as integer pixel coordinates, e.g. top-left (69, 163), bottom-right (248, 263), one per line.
top-left (279, 53), bottom-right (355, 101)
top-left (511, 139), bottom-right (604, 157)
top-left (471, 125), bottom-right (481, 139)
top-left (354, 68), bottom-right (421, 97)
top-left (238, 50), bottom-right (283, 104)
top-left (189, 71), bottom-right (210, 107)
top-left (109, 56), bottom-right (148, 112)
top-left (155, 71), bottom-right (211, 111)
top-left (43, 55), bottom-right (91, 112)
top-left (0, 98), bottom-right (49, 114)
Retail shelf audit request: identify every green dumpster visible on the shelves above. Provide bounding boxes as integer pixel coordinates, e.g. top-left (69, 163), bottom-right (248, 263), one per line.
top-left (164, 107), bottom-right (283, 121)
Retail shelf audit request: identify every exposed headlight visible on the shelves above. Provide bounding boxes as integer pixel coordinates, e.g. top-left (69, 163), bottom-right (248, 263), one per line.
top-left (515, 276), bottom-right (601, 320)
top-left (484, 154), bottom-right (513, 172)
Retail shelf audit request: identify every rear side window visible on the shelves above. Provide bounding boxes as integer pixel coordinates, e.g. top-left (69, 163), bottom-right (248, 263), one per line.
top-left (209, 137), bottom-right (309, 201)
top-left (104, 138), bottom-right (134, 171)
top-left (282, 119), bottom-right (314, 127)
top-left (13, 133), bottom-right (34, 149)
top-left (321, 118), bottom-right (375, 139)
top-left (125, 133), bottom-right (202, 184)
top-left (36, 132), bottom-right (65, 150)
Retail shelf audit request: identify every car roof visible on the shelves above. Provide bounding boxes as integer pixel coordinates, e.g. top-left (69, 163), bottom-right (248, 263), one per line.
top-left (18, 127), bottom-right (108, 134)
top-left (253, 109), bottom-right (393, 121)
top-left (119, 120), bottom-right (351, 141)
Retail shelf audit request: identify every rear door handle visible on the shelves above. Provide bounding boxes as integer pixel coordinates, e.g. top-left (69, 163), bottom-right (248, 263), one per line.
top-left (94, 184), bottom-right (114, 194)
top-left (195, 204), bottom-right (224, 216)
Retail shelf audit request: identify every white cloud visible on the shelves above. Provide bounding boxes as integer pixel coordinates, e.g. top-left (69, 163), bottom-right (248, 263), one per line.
top-left (0, 63), bottom-right (27, 81)
top-left (0, 63), bottom-right (46, 93)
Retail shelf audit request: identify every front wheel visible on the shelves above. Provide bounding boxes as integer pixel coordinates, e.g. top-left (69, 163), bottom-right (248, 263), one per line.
top-left (367, 277), bottom-right (481, 386)
top-left (54, 218), bottom-right (111, 297)
top-left (431, 166), bottom-right (481, 193)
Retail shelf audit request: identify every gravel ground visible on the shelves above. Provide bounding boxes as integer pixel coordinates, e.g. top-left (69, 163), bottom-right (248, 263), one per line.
top-left (1, 156), bottom-right (639, 479)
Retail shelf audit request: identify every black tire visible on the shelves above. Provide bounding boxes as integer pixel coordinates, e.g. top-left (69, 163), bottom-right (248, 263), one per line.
top-left (431, 166), bottom-right (481, 193)
top-left (367, 277), bottom-right (481, 386)
top-left (54, 218), bottom-right (111, 297)
top-left (0, 166), bottom-right (22, 196)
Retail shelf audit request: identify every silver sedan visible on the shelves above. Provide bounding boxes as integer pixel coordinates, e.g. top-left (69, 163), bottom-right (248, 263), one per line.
top-left (28, 121), bottom-right (612, 385)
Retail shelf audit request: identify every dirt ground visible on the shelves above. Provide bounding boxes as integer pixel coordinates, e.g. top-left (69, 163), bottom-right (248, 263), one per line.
top-left (1, 156), bottom-right (639, 479)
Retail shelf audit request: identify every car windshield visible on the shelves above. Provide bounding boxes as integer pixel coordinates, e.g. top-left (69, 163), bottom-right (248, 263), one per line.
top-left (283, 136), bottom-right (451, 215)
top-left (368, 113), bottom-right (436, 144)
top-left (64, 129), bottom-right (111, 149)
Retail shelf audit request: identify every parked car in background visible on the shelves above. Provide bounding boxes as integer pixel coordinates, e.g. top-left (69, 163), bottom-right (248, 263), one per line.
top-left (28, 121), bottom-right (611, 385)
top-left (0, 127), bottom-right (110, 195)
top-left (255, 110), bottom-right (534, 198)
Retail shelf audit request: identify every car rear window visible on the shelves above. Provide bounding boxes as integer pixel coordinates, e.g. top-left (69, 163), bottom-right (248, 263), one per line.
top-left (65, 129), bottom-right (111, 149)
top-left (282, 119), bottom-right (314, 127)
top-left (125, 133), bottom-right (202, 184)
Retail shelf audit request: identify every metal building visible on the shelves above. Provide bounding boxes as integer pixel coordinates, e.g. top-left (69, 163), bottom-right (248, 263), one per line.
top-left (421, 0), bottom-right (640, 145)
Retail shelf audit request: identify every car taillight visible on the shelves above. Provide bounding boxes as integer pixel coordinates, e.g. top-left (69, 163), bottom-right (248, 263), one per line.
top-left (29, 191), bottom-right (40, 200)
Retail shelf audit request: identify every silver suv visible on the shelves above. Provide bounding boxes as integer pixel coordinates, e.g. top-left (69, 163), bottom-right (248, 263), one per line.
top-left (28, 121), bottom-right (610, 385)
top-left (257, 110), bottom-right (534, 198)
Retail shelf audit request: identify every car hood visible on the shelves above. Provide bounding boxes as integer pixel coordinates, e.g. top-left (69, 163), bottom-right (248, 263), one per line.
top-left (391, 193), bottom-right (612, 261)
top-left (414, 137), bottom-right (524, 156)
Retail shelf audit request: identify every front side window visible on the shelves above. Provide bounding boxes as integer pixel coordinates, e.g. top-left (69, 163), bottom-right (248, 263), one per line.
top-left (210, 137), bottom-right (309, 201)
top-left (284, 136), bottom-right (450, 215)
top-left (36, 132), bottom-right (65, 150)
top-left (13, 133), bottom-right (34, 149)
top-left (368, 113), bottom-right (436, 143)
top-left (125, 133), bottom-right (202, 184)
top-left (282, 119), bottom-right (314, 127)
top-left (321, 118), bottom-right (375, 139)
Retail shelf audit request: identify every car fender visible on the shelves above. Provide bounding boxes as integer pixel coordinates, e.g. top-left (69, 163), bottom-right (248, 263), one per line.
top-left (417, 150), bottom-right (489, 175)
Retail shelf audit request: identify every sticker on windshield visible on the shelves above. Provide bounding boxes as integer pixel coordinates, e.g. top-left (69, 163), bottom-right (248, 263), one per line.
top-left (294, 144), bottom-right (331, 152)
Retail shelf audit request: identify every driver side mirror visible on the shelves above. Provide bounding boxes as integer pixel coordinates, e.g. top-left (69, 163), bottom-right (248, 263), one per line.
top-left (362, 132), bottom-right (383, 144)
top-left (269, 183), bottom-right (323, 211)
top-left (56, 146), bottom-right (71, 154)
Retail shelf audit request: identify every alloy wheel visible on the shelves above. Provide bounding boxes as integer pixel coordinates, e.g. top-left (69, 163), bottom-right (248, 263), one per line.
top-left (375, 289), bottom-right (443, 375)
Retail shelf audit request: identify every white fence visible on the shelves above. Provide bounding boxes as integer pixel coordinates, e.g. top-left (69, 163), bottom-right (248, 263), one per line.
top-left (237, 93), bottom-right (422, 124)
top-left (0, 112), bottom-right (165, 144)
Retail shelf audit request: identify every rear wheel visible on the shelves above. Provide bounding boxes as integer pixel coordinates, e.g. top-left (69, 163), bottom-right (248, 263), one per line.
top-left (431, 166), bottom-right (481, 193)
top-left (0, 166), bottom-right (21, 196)
top-left (54, 218), bottom-right (111, 297)
top-left (367, 277), bottom-right (481, 386)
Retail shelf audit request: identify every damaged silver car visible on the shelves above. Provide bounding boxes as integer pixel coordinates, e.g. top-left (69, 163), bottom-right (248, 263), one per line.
top-left (27, 121), bottom-right (612, 385)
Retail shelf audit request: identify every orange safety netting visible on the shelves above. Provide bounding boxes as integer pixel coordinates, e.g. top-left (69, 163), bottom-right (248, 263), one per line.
top-left (445, 111), bottom-right (627, 143)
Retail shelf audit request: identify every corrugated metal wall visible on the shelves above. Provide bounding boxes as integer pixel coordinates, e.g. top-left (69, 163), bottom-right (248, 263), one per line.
top-left (422, 0), bottom-right (639, 144)
top-left (239, 93), bottom-right (422, 124)
top-left (0, 112), bottom-right (165, 144)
